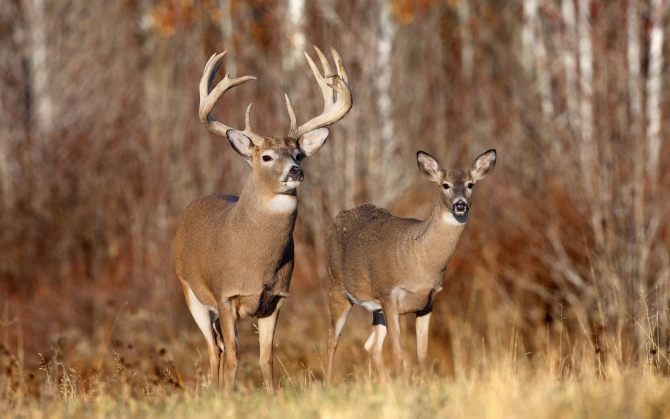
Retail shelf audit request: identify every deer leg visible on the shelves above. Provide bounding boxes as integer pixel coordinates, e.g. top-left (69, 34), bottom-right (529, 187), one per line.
top-left (326, 290), bottom-right (353, 384)
top-left (381, 300), bottom-right (404, 375)
top-left (416, 311), bottom-right (432, 372)
top-left (217, 300), bottom-right (239, 391)
top-left (258, 308), bottom-right (280, 391)
top-left (364, 310), bottom-right (387, 375)
top-left (211, 317), bottom-right (227, 390)
top-left (182, 284), bottom-right (221, 390)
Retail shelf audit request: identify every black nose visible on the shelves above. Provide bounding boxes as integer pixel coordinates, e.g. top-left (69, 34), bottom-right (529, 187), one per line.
top-left (288, 166), bottom-right (304, 182)
top-left (453, 201), bottom-right (468, 213)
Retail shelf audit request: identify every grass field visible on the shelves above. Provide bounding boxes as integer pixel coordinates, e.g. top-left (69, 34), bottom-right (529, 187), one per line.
top-left (2, 285), bottom-right (669, 419)
top-left (4, 363), bottom-right (670, 418)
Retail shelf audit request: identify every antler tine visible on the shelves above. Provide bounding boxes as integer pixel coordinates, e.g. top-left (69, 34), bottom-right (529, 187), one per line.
top-left (329, 47), bottom-right (349, 85)
top-left (304, 51), bottom-right (332, 113)
top-left (295, 46), bottom-right (353, 136)
top-left (285, 94), bottom-right (299, 138)
top-left (244, 103), bottom-right (254, 132)
top-left (198, 51), bottom-right (264, 145)
top-left (199, 52), bottom-right (224, 104)
top-left (313, 46), bottom-right (336, 103)
top-left (313, 46), bottom-right (332, 84)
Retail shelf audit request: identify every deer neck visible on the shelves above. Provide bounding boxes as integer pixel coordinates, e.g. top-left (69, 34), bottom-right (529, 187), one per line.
top-left (234, 172), bottom-right (298, 230)
top-left (414, 198), bottom-right (467, 275)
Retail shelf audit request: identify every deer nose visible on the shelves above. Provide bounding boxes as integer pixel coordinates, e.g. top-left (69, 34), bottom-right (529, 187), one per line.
top-left (287, 166), bottom-right (304, 182)
top-left (452, 201), bottom-right (468, 213)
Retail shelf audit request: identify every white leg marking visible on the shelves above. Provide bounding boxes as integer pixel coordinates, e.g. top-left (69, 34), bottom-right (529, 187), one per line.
top-left (186, 288), bottom-right (217, 348)
top-left (334, 312), bottom-right (348, 338)
top-left (416, 312), bottom-right (432, 363)
top-left (365, 324), bottom-right (387, 353)
top-left (364, 328), bottom-right (376, 352)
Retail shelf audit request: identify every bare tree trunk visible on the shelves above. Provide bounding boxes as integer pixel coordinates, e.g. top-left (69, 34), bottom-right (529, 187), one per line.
top-left (284, 0), bottom-right (306, 71)
top-left (646, 0), bottom-right (665, 191)
top-left (522, 0), bottom-right (538, 75)
top-left (457, 0), bottom-right (473, 82)
top-left (29, 0), bottom-right (52, 137)
top-left (0, 0), bottom-right (29, 210)
top-left (644, 0), bottom-right (667, 368)
top-left (628, 0), bottom-right (648, 365)
top-left (577, 0), bottom-right (604, 252)
top-left (368, 0), bottom-right (407, 207)
top-left (524, 0), bottom-right (554, 120)
top-left (219, 0), bottom-right (236, 76)
top-left (561, 0), bottom-right (578, 132)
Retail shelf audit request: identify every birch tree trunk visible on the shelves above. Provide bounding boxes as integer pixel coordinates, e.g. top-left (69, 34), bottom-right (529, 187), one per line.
top-left (523, 0), bottom-right (554, 120)
top-left (561, 0), bottom-right (578, 132)
top-left (627, 0), bottom-right (648, 363)
top-left (646, 0), bottom-right (665, 190)
top-left (219, 0), bottom-right (236, 76)
top-left (284, 0), bottom-right (306, 72)
top-left (644, 0), bottom-right (667, 368)
top-left (457, 0), bottom-right (473, 82)
top-left (577, 0), bottom-right (604, 251)
top-left (368, 0), bottom-right (406, 207)
top-left (522, 0), bottom-right (538, 74)
top-left (29, 0), bottom-right (52, 137)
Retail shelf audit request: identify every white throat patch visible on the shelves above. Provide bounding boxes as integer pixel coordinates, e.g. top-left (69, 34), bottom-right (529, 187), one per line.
top-left (443, 211), bottom-right (467, 226)
top-left (267, 194), bottom-right (297, 212)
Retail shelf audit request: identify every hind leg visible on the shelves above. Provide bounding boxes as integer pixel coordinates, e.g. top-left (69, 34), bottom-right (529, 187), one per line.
top-left (182, 283), bottom-right (221, 390)
top-left (364, 310), bottom-right (387, 375)
top-left (326, 289), bottom-right (352, 384)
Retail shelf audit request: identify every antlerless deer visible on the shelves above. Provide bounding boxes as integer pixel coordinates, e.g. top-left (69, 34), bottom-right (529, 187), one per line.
top-left (325, 149), bottom-right (496, 382)
top-left (174, 47), bottom-right (352, 391)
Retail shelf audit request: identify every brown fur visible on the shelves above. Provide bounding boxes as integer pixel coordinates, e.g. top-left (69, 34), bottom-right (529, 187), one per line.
top-left (325, 149), bottom-right (496, 381)
top-left (174, 131), bottom-right (328, 391)
top-left (177, 47), bottom-right (352, 392)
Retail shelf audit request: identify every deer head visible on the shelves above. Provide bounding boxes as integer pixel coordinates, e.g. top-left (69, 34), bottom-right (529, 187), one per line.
top-left (198, 47), bottom-right (352, 199)
top-left (417, 149), bottom-right (497, 216)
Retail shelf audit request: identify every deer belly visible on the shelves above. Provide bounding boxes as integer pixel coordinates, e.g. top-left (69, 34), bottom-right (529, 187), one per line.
top-left (392, 287), bottom-right (441, 315)
top-left (343, 289), bottom-right (382, 312)
top-left (227, 292), bottom-right (287, 319)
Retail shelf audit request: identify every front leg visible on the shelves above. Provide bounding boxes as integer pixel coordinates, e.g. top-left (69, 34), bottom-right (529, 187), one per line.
top-left (217, 299), bottom-right (239, 391)
top-left (258, 308), bottom-right (280, 392)
top-left (416, 310), bottom-right (432, 371)
top-left (381, 299), bottom-right (404, 375)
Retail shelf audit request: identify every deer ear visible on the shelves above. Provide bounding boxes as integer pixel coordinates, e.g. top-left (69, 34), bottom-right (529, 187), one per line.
top-left (226, 130), bottom-right (254, 160)
top-left (298, 128), bottom-right (329, 156)
top-left (469, 149), bottom-right (496, 181)
top-left (417, 151), bottom-right (442, 183)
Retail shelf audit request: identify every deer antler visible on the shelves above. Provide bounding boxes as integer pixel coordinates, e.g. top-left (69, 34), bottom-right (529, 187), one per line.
top-left (199, 51), bottom-right (265, 146)
top-left (285, 46), bottom-right (353, 138)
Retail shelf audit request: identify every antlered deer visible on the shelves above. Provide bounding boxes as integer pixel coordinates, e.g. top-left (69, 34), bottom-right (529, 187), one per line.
top-left (325, 149), bottom-right (496, 382)
top-left (174, 47), bottom-right (352, 391)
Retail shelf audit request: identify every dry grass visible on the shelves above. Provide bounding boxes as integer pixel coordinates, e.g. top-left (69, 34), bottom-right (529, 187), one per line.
top-left (2, 285), bottom-right (670, 418)
top-left (3, 337), bottom-right (670, 418)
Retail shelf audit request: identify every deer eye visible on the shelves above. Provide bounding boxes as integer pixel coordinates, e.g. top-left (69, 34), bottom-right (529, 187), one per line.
top-left (468, 183), bottom-right (474, 189)
top-left (443, 184), bottom-right (450, 190)
top-left (262, 155), bottom-right (273, 162)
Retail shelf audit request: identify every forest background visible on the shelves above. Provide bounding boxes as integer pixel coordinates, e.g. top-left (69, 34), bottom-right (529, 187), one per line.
top-left (1, 0), bottom-right (670, 414)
